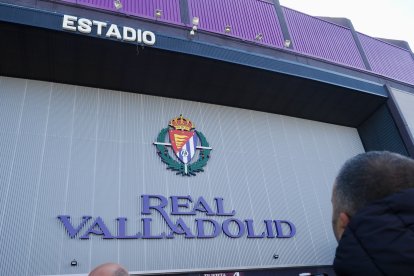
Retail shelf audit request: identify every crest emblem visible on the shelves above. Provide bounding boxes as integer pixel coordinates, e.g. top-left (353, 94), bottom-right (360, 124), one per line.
top-left (154, 115), bottom-right (212, 176)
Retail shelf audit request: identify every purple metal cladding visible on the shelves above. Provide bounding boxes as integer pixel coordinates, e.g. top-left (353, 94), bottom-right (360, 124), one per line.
top-left (358, 33), bottom-right (414, 85)
top-left (188, 0), bottom-right (284, 48)
top-left (59, 0), bottom-right (182, 24)
top-left (57, 0), bottom-right (414, 87)
top-left (282, 7), bottom-right (366, 69)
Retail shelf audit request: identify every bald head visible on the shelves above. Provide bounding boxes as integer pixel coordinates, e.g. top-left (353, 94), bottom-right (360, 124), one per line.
top-left (89, 263), bottom-right (128, 276)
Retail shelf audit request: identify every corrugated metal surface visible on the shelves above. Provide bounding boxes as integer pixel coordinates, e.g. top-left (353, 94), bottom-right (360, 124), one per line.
top-left (188, 0), bottom-right (285, 47)
top-left (0, 76), bottom-right (365, 275)
top-left (358, 33), bottom-right (414, 85)
top-left (55, 1), bottom-right (414, 87)
top-left (282, 7), bottom-right (366, 69)
top-left (358, 104), bottom-right (408, 156)
top-left (60, 0), bottom-right (182, 24)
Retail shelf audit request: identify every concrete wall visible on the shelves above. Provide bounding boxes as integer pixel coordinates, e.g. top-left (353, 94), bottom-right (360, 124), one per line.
top-left (0, 76), bottom-right (364, 275)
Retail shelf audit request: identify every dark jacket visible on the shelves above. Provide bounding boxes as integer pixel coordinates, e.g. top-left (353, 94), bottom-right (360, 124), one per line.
top-left (334, 188), bottom-right (414, 276)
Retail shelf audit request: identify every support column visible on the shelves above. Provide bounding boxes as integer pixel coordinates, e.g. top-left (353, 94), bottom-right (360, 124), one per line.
top-left (179, 0), bottom-right (190, 25)
top-left (272, 0), bottom-right (294, 49)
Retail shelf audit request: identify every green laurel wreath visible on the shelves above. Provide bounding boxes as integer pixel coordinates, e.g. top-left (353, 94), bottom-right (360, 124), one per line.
top-left (155, 128), bottom-right (211, 176)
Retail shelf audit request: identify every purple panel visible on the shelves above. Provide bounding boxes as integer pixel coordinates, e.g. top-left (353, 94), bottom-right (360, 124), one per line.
top-left (188, 0), bottom-right (284, 48)
top-left (59, 0), bottom-right (182, 24)
top-left (283, 7), bottom-right (366, 69)
top-left (358, 33), bottom-right (414, 85)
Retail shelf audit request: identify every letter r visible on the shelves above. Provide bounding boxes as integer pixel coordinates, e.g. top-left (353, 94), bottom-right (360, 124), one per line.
top-left (141, 195), bottom-right (168, 215)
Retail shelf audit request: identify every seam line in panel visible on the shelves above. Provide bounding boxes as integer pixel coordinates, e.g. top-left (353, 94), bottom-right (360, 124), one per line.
top-left (141, 93), bottom-right (147, 270)
top-left (58, 85), bottom-right (77, 274)
top-left (217, 108), bottom-right (243, 266)
top-left (117, 91), bottom-right (121, 264)
top-left (235, 112), bottom-right (263, 265)
top-left (25, 82), bottom-right (53, 275)
top-left (268, 115), bottom-right (299, 261)
top-left (295, 120), bottom-right (320, 263)
top-left (197, 102), bottom-right (221, 268)
top-left (88, 88), bottom-right (100, 271)
top-left (288, 118), bottom-right (317, 263)
top-left (162, 97), bottom-right (173, 270)
top-left (251, 111), bottom-right (273, 218)
top-left (310, 124), bottom-right (334, 248)
top-left (0, 79), bottom-right (28, 237)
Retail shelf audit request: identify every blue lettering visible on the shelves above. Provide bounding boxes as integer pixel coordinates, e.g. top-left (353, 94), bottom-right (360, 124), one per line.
top-left (245, 219), bottom-right (265, 238)
top-left (59, 195), bottom-right (296, 241)
top-left (196, 219), bottom-right (221, 238)
top-left (142, 194), bottom-right (180, 233)
top-left (215, 197), bottom-right (236, 216)
top-left (116, 217), bottom-right (141, 239)
top-left (142, 218), bottom-right (165, 239)
top-left (173, 218), bottom-right (195, 238)
top-left (142, 194), bottom-right (168, 215)
top-left (57, 215), bottom-right (91, 238)
top-left (193, 196), bottom-right (215, 215)
top-left (80, 217), bottom-right (114, 239)
top-left (264, 220), bottom-right (275, 238)
top-left (274, 220), bottom-right (296, 238)
top-left (222, 219), bottom-right (245, 238)
top-left (170, 195), bottom-right (196, 215)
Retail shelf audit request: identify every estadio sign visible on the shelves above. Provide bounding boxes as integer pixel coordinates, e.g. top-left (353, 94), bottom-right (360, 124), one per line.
top-left (62, 14), bottom-right (156, 45)
top-left (58, 195), bottom-right (296, 240)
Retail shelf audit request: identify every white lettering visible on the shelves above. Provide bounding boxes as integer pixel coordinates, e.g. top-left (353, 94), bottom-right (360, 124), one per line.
top-left (77, 18), bottom-right (92, 34)
top-left (142, 31), bottom-right (156, 46)
top-left (122, 27), bottom-right (136, 42)
top-left (62, 15), bottom-right (77, 31)
top-left (137, 29), bottom-right (142, 43)
top-left (93, 20), bottom-right (107, 36)
top-left (62, 14), bottom-right (156, 46)
top-left (106, 24), bottom-right (122, 39)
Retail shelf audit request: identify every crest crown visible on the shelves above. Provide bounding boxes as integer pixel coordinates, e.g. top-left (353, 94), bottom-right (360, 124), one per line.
top-left (169, 114), bottom-right (194, 131)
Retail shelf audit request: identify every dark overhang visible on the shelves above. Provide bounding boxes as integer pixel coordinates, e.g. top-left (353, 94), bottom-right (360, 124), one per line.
top-left (0, 2), bottom-right (387, 127)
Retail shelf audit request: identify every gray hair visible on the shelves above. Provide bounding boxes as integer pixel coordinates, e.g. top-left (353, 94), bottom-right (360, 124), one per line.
top-left (334, 151), bottom-right (414, 216)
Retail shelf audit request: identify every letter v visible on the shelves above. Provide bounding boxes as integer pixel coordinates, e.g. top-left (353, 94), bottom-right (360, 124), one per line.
top-left (58, 215), bottom-right (92, 238)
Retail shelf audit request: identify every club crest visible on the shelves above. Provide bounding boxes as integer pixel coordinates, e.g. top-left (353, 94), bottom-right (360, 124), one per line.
top-left (154, 115), bottom-right (212, 176)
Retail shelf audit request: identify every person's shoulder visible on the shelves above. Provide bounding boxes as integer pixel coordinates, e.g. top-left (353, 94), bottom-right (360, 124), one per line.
top-left (334, 226), bottom-right (382, 276)
top-left (335, 188), bottom-right (414, 276)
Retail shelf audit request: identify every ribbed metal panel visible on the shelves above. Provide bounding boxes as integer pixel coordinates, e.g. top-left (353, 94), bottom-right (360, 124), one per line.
top-left (59, 0), bottom-right (182, 24)
top-left (0, 76), bottom-right (366, 275)
top-left (282, 7), bottom-right (366, 69)
top-left (358, 104), bottom-right (408, 156)
top-left (188, 0), bottom-right (284, 48)
top-left (358, 33), bottom-right (414, 85)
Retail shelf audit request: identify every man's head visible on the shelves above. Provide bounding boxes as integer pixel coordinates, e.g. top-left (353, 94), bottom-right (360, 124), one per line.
top-left (332, 151), bottom-right (414, 241)
top-left (89, 263), bottom-right (128, 276)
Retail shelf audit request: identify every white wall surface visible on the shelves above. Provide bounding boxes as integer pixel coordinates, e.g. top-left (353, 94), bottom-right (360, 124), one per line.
top-left (0, 76), bottom-right (365, 275)
top-left (390, 87), bottom-right (414, 141)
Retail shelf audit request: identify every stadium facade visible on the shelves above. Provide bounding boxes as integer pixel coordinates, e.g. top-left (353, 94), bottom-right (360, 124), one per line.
top-left (0, 0), bottom-right (414, 275)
